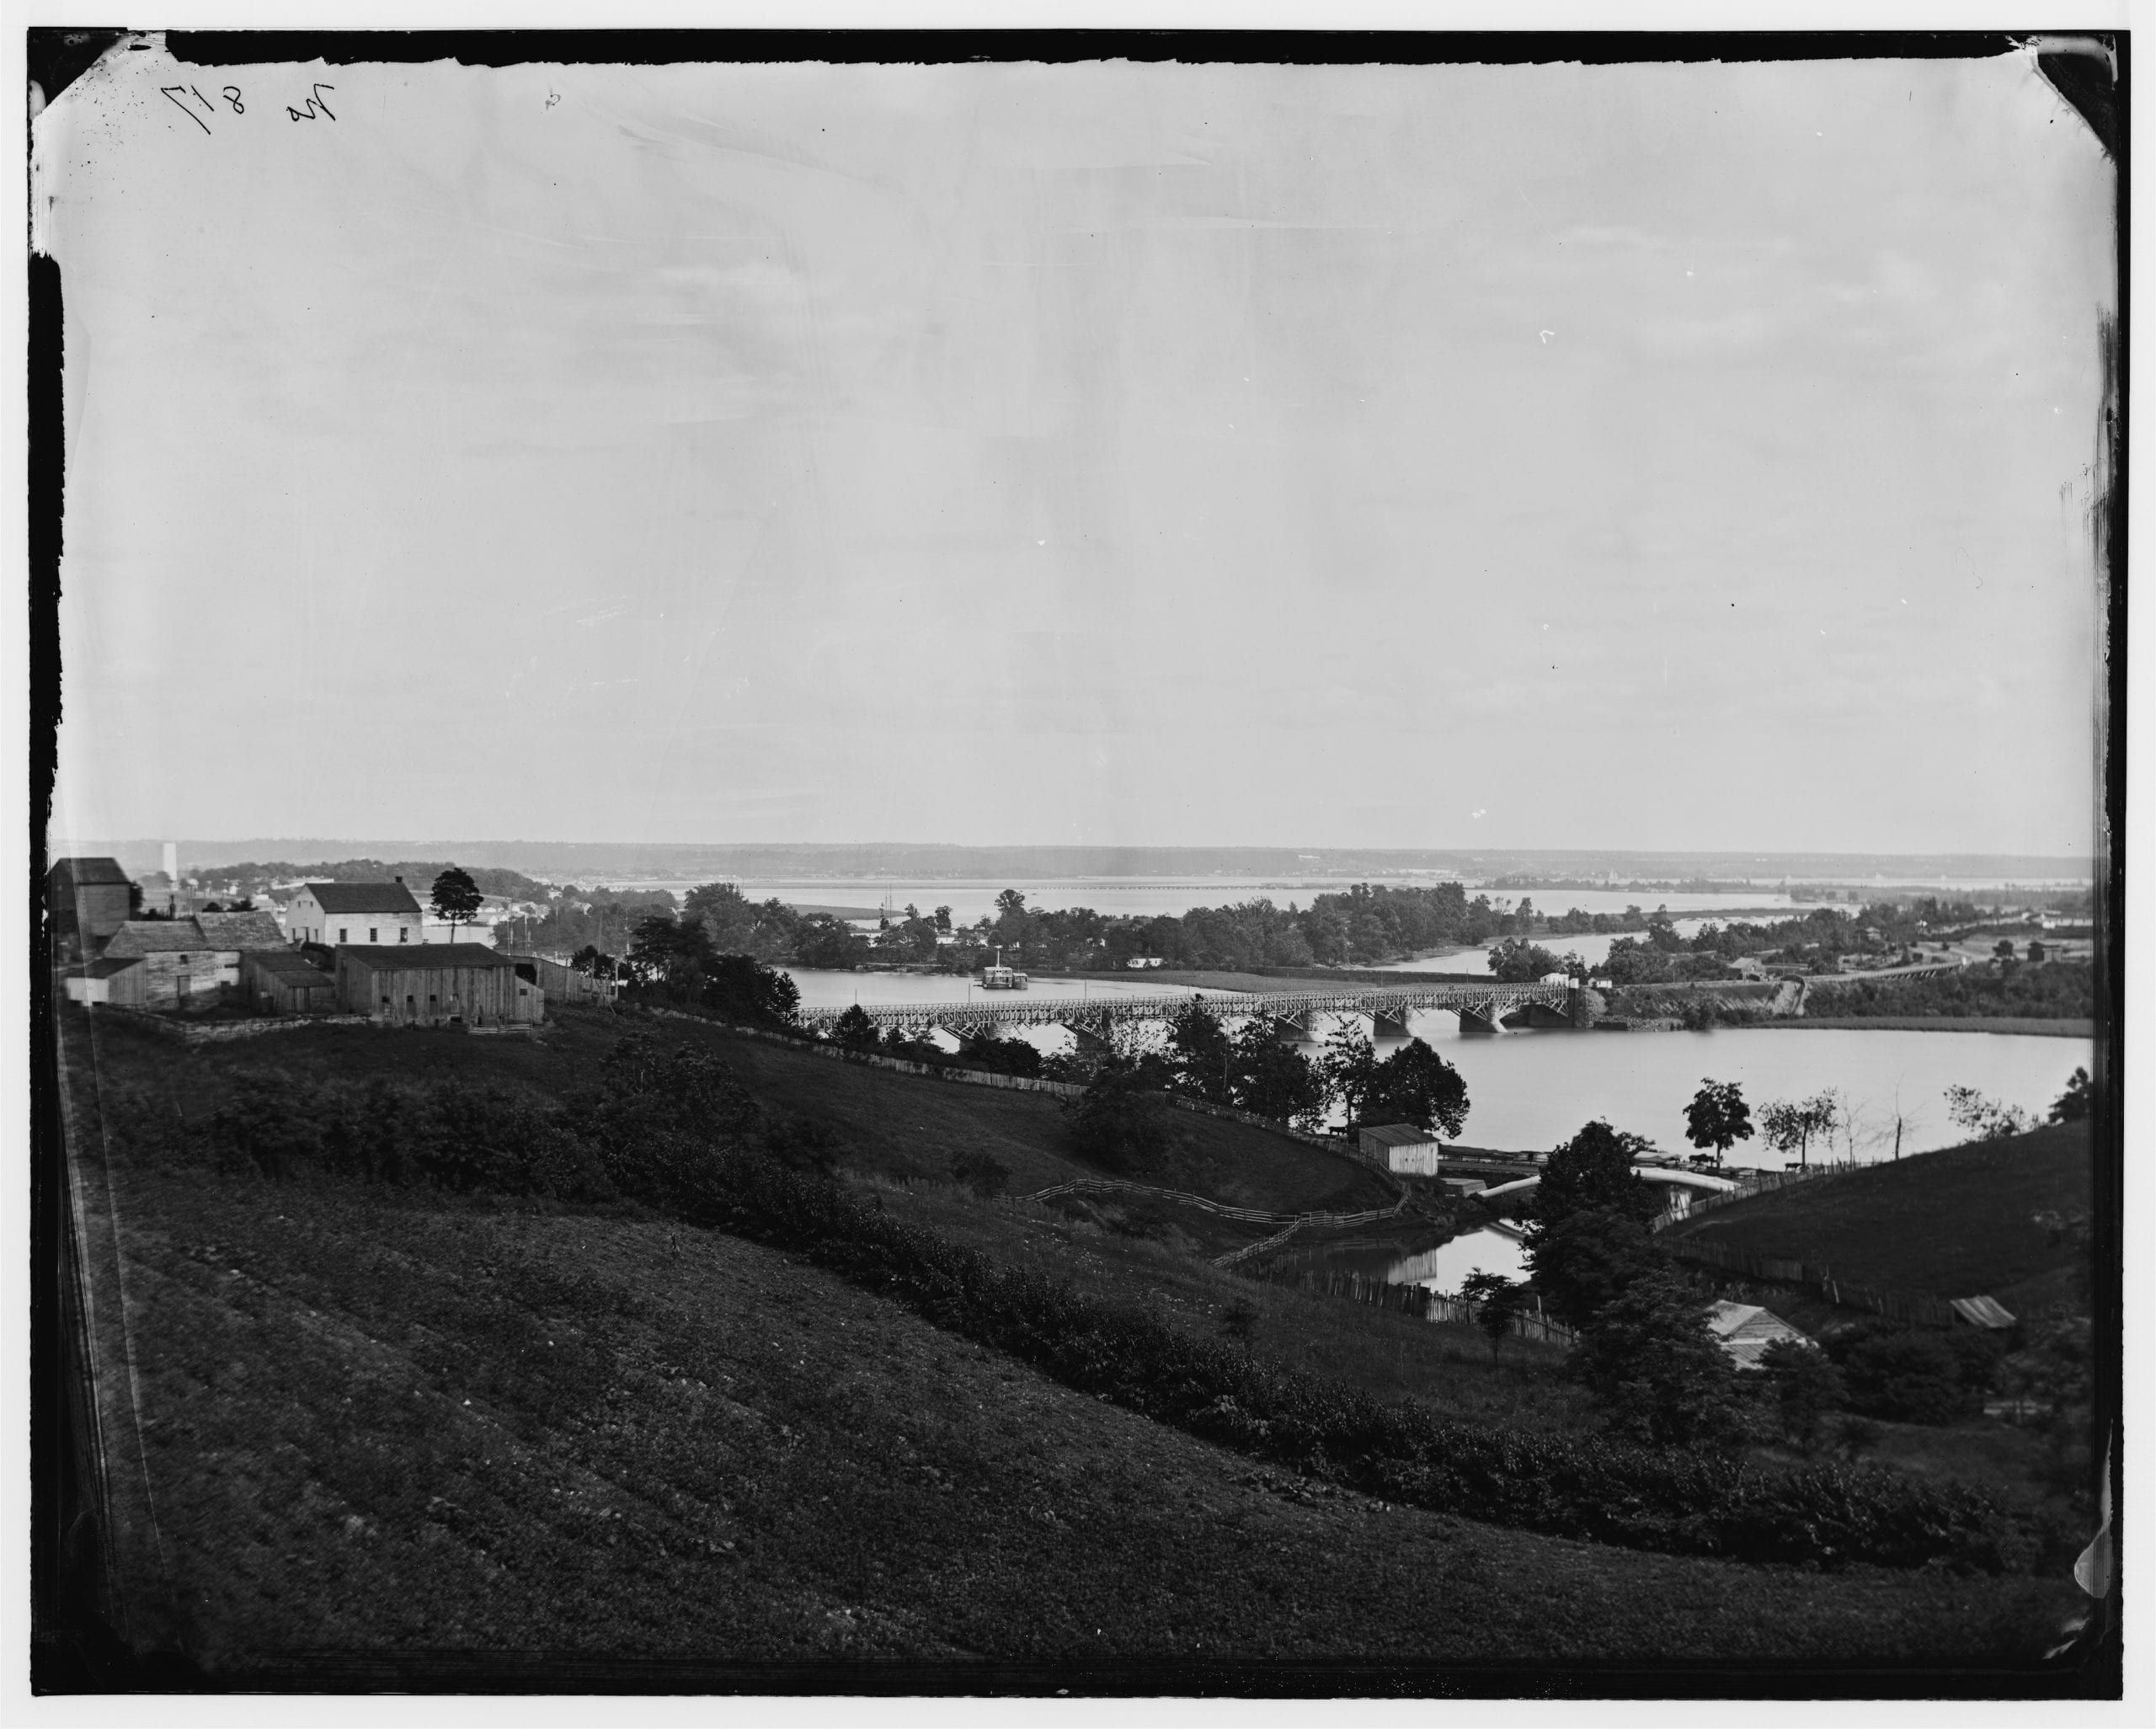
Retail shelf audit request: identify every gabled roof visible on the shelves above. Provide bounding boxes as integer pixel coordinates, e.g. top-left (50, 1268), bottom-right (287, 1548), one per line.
top-left (1706, 1299), bottom-right (1812, 1370)
top-left (82, 956), bottom-right (141, 979)
top-left (50, 856), bottom-right (133, 889)
top-left (298, 882), bottom-right (424, 915)
top-left (1949, 1294), bottom-right (2016, 1331)
top-left (336, 943), bottom-right (514, 970)
top-left (1360, 1123), bottom-right (1439, 1147)
top-left (245, 951), bottom-right (334, 983)
top-left (104, 920), bottom-right (217, 957)
top-left (195, 910), bottom-right (288, 950)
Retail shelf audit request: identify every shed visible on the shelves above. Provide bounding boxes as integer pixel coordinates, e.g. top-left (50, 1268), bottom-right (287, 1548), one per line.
top-left (1358, 1123), bottom-right (1444, 1177)
top-left (335, 944), bottom-right (545, 1027)
top-left (63, 956), bottom-right (138, 1005)
top-left (49, 856), bottom-right (136, 950)
top-left (1705, 1300), bottom-right (1814, 1371)
top-left (240, 950), bottom-right (339, 1015)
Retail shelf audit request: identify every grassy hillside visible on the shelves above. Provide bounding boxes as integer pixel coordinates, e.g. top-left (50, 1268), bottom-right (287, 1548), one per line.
top-left (55, 1004), bottom-right (2089, 1671)
top-left (74, 1154), bottom-right (2076, 1673)
top-left (81, 1006), bottom-right (1391, 1220)
top-left (1667, 1124), bottom-right (2092, 1307)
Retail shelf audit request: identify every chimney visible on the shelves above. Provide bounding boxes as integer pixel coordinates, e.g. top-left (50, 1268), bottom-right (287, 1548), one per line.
top-left (394, 874), bottom-right (403, 885)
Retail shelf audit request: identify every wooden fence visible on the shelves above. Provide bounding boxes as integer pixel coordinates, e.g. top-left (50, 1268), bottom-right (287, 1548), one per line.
top-left (1658, 1235), bottom-right (1960, 1328)
top-left (1652, 1158), bottom-right (1865, 1230)
top-left (1267, 1267), bottom-right (1577, 1348)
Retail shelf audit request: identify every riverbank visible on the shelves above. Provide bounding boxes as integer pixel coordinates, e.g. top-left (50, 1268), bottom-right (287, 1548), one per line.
top-left (1780, 1017), bottom-right (2095, 1038)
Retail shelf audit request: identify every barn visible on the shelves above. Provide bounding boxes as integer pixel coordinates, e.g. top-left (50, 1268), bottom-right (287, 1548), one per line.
top-left (240, 950), bottom-right (339, 1015)
top-left (1705, 1301), bottom-right (1814, 1370)
top-left (49, 856), bottom-right (135, 954)
top-left (98, 918), bottom-right (244, 1007)
top-left (335, 944), bottom-right (544, 1027)
top-left (1357, 1123), bottom-right (1445, 1176)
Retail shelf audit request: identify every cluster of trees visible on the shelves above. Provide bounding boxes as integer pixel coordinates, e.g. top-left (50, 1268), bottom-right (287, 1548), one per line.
top-left (622, 914), bottom-right (803, 1026)
top-left (1058, 1002), bottom-right (1474, 1175)
top-left (1807, 958), bottom-right (2095, 1022)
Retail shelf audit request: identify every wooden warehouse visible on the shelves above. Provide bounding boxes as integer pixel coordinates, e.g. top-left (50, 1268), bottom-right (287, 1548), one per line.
top-left (335, 944), bottom-right (544, 1027)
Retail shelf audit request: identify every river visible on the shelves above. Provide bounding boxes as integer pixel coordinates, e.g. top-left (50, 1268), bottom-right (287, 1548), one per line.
top-left (782, 967), bottom-right (2087, 1167)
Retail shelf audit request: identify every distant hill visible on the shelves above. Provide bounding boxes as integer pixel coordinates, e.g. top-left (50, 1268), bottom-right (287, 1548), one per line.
top-left (58, 840), bottom-right (2093, 886)
top-left (1665, 1124), bottom-right (2092, 1312)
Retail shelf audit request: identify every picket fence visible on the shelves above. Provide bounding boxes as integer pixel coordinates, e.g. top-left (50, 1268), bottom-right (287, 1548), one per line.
top-left (1652, 1158), bottom-right (1865, 1230)
top-left (1658, 1235), bottom-right (1960, 1328)
top-left (1271, 1267), bottom-right (1577, 1348)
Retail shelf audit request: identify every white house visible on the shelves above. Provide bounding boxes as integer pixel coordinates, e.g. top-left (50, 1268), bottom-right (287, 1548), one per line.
top-left (286, 879), bottom-right (426, 947)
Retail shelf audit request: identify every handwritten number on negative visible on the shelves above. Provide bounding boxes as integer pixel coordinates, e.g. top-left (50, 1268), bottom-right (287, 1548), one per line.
top-left (286, 84), bottom-right (336, 123)
top-left (161, 84), bottom-right (211, 135)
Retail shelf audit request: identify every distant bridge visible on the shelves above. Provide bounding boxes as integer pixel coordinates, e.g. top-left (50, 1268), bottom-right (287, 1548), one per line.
top-left (794, 981), bottom-right (1577, 1040)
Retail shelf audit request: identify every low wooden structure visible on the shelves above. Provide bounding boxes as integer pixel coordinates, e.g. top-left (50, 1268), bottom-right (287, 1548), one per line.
top-left (334, 944), bottom-right (545, 1027)
top-left (240, 949), bottom-right (339, 1015)
top-left (1358, 1123), bottom-right (1445, 1176)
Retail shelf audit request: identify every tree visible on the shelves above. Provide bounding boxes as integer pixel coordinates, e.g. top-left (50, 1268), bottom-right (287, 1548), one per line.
top-left (1945, 1085), bottom-right (2036, 1141)
top-left (1993, 938), bottom-right (2018, 961)
top-left (933, 905), bottom-right (953, 934)
top-left (683, 880), bottom-right (760, 951)
top-left (1524, 1204), bottom-right (1665, 1331)
top-left (701, 953), bottom-right (800, 1027)
top-left (1567, 1262), bottom-right (1753, 1450)
top-left (1486, 937), bottom-right (1565, 982)
top-left (1760, 1092), bottom-right (1839, 1169)
top-left (1758, 1337), bottom-right (1845, 1454)
top-left (1458, 1269), bottom-right (1530, 1363)
top-left (1683, 1078), bottom-right (1754, 1166)
top-left (1364, 1039), bottom-right (1470, 1139)
top-left (430, 867), bottom-right (484, 942)
top-left (831, 1004), bottom-right (879, 1053)
top-left (1166, 995), bottom-right (1235, 1104)
top-left (2049, 1066), bottom-right (2094, 1124)
top-left (1534, 1120), bottom-right (1662, 1225)
top-left (1228, 1024), bottom-right (1326, 1128)
top-left (1316, 1023), bottom-right (1380, 1124)
top-left (793, 914), bottom-right (862, 970)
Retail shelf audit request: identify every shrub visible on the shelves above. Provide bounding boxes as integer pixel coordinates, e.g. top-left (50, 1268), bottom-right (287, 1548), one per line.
top-left (1759, 1338), bottom-right (1846, 1454)
top-left (1834, 1326), bottom-right (1976, 1426)
top-left (950, 1148), bottom-right (1011, 1200)
top-left (1062, 1060), bottom-right (1171, 1175)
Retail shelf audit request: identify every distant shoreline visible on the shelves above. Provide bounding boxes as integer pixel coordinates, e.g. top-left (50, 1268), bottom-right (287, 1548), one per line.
top-left (1770, 1016), bottom-right (2094, 1038)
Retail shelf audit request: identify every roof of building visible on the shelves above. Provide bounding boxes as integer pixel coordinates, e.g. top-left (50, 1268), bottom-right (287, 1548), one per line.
top-left (1359, 1123), bottom-right (1439, 1148)
top-left (336, 943), bottom-right (515, 970)
top-left (51, 856), bottom-right (134, 889)
top-left (195, 910), bottom-right (289, 949)
top-left (246, 950), bottom-right (334, 983)
top-left (81, 956), bottom-right (141, 979)
top-left (299, 882), bottom-right (424, 915)
top-left (1706, 1300), bottom-right (1812, 1370)
top-left (1949, 1294), bottom-right (2017, 1331)
top-left (104, 919), bottom-right (219, 957)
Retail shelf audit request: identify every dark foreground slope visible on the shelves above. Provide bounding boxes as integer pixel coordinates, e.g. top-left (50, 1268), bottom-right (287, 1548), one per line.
top-left (85, 1162), bottom-right (2076, 1674)
top-left (53, 1005), bottom-right (2086, 1674)
top-left (1667, 1124), bottom-right (2092, 1311)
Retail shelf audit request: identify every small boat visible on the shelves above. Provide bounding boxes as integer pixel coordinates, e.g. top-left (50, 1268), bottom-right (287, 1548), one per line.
top-left (979, 946), bottom-right (1028, 990)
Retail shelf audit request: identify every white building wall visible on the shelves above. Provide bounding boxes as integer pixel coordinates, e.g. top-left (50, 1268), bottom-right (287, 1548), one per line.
top-left (286, 889), bottom-right (426, 947)
top-left (1387, 1142), bottom-right (1444, 1176)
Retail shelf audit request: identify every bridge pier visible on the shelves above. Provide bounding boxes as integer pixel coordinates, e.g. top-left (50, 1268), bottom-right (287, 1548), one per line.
top-left (1456, 999), bottom-right (1508, 1036)
top-left (1370, 1010), bottom-right (1415, 1040)
top-left (1268, 1010), bottom-right (1320, 1042)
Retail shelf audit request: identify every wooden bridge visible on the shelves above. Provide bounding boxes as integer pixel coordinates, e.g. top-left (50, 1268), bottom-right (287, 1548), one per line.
top-left (794, 980), bottom-right (1577, 1039)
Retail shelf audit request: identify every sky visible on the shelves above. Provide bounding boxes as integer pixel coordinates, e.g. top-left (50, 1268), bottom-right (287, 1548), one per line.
top-left (38, 40), bottom-right (2116, 856)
